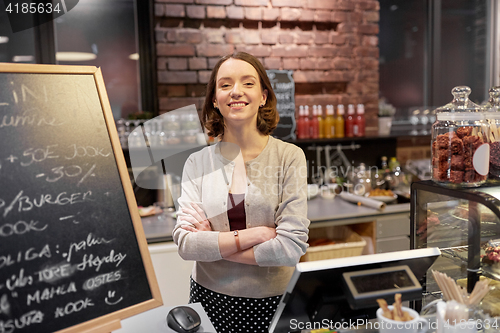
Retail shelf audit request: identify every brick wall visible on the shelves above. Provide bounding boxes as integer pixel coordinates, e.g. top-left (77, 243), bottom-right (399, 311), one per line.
top-left (155, 0), bottom-right (380, 134)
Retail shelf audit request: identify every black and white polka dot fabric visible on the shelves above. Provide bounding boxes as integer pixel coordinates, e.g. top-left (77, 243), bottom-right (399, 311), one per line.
top-left (189, 278), bottom-right (281, 333)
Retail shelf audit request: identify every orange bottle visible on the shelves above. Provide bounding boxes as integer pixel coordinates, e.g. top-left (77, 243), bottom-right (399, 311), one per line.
top-left (317, 105), bottom-right (325, 139)
top-left (335, 104), bottom-right (345, 138)
top-left (324, 105), bottom-right (334, 138)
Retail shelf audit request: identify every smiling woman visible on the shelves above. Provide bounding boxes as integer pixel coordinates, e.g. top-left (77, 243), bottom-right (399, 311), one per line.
top-left (172, 52), bottom-right (310, 333)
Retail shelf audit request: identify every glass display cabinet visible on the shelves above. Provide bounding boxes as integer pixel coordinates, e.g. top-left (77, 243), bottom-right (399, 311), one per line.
top-left (410, 180), bottom-right (500, 317)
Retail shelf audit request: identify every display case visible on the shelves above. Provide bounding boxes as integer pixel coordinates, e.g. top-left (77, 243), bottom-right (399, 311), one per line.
top-left (410, 180), bottom-right (500, 317)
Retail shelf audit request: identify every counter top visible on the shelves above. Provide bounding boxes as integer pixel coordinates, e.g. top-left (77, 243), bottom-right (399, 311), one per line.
top-left (142, 196), bottom-right (411, 244)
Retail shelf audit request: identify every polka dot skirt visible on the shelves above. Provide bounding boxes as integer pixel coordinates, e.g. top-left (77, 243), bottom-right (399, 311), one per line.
top-left (189, 277), bottom-right (282, 333)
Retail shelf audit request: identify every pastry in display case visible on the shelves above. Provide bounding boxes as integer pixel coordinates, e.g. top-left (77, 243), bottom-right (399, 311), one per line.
top-left (411, 180), bottom-right (500, 320)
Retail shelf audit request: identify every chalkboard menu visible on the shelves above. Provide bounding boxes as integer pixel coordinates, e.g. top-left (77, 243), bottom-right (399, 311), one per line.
top-left (0, 64), bottom-right (162, 333)
top-left (267, 70), bottom-right (296, 140)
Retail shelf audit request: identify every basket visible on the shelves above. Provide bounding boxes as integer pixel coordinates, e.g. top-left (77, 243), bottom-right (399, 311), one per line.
top-left (301, 225), bottom-right (367, 262)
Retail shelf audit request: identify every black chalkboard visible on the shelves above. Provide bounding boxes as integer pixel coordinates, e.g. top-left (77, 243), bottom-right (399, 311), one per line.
top-left (0, 64), bottom-right (162, 333)
top-left (267, 70), bottom-right (296, 140)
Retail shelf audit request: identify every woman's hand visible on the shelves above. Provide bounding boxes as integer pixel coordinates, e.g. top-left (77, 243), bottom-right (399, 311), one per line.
top-left (179, 203), bottom-right (212, 232)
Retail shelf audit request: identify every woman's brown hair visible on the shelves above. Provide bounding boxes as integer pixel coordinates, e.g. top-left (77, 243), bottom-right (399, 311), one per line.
top-left (202, 52), bottom-right (279, 137)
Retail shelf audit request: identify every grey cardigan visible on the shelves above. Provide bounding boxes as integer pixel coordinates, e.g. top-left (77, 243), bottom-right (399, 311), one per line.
top-left (172, 136), bottom-right (310, 298)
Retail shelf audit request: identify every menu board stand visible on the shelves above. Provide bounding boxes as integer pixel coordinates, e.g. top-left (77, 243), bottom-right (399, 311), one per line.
top-left (0, 63), bottom-right (162, 333)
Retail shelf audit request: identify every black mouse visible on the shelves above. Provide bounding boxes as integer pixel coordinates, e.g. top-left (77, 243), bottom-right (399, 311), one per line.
top-left (166, 306), bottom-right (201, 333)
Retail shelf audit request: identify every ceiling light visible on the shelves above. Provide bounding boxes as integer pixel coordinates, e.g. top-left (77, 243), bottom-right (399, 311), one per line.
top-left (0, 36), bottom-right (8, 44)
top-left (56, 52), bottom-right (97, 62)
top-left (129, 53), bottom-right (139, 60)
top-left (13, 55), bottom-right (34, 62)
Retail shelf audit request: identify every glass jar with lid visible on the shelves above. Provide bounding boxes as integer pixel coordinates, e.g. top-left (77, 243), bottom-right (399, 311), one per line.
top-left (431, 86), bottom-right (490, 187)
top-left (483, 86), bottom-right (500, 179)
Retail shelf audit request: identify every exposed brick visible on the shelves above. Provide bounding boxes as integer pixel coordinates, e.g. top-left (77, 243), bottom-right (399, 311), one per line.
top-left (336, 0), bottom-right (355, 10)
top-left (157, 0), bottom-right (194, 3)
top-left (261, 31), bottom-right (279, 45)
top-left (159, 97), bottom-right (204, 111)
top-left (226, 5), bottom-right (244, 19)
top-left (282, 58), bottom-right (299, 70)
top-left (195, 0), bottom-right (232, 5)
top-left (234, 0), bottom-right (267, 6)
top-left (168, 57), bottom-right (188, 70)
top-left (155, 4), bottom-right (165, 16)
top-left (244, 7), bottom-right (261, 20)
top-left (330, 33), bottom-right (346, 45)
top-left (189, 57), bottom-right (207, 69)
top-left (156, 28), bottom-right (168, 43)
top-left (354, 46), bottom-right (379, 58)
top-left (299, 58), bottom-right (316, 70)
top-left (306, 0), bottom-right (336, 10)
top-left (314, 31), bottom-right (329, 44)
top-left (299, 9), bottom-right (314, 21)
top-left (165, 4), bottom-right (185, 17)
top-left (271, 45), bottom-right (308, 57)
top-left (166, 29), bottom-right (177, 42)
top-left (271, 0), bottom-right (302, 7)
top-left (314, 10), bottom-right (330, 22)
top-left (157, 43), bottom-right (196, 56)
top-left (296, 32), bottom-right (313, 45)
top-left (332, 57), bottom-right (352, 70)
top-left (158, 71), bottom-right (198, 84)
top-left (204, 29), bottom-right (225, 43)
top-left (357, 0), bottom-right (379, 11)
top-left (207, 5), bottom-right (226, 18)
top-left (262, 7), bottom-right (280, 21)
top-left (198, 70), bottom-right (212, 84)
top-left (337, 46), bottom-right (352, 57)
top-left (157, 57), bottom-right (168, 70)
top-left (364, 11), bottom-right (379, 23)
top-left (279, 32), bottom-right (294, 44)
top-left (281, 8), bottom-right (301, 21)
top-left (308, 46), bottom-right (337, 57)
top-left (337, 23), bottom-right (357, 33)
top-left (293, 70), bottom-right (344, 83)
top-left (158, 85), bottom-right (187, 97)
top-left (264, 57), bottom-right (281, 69)
top-left (316, 58), bottom-right (333, 70)
top-left (360, 57), bottom-right (378, 70)
top-left (243, 30), bottom-right (261, 44)
top-left (362, 35), bottom-right (378, 47)
top-left (225, 31), bottom-right (242, 44)
top-left (350, 11), bottom-right (363, 24)
top-left (197, 43), bottom-right (234, 57)
top-left (208, 57), bottom-right (220, 69)
top-left (331, 11), bottom-right (348, 22)
top-left (186, 5), bottom-right (206, 18)
top-left (235, 45), bottom-right (272, 57)
top-left (359, 24), bottom-right (379, 35)
top-left (176, 29), bottom-right (203, 43)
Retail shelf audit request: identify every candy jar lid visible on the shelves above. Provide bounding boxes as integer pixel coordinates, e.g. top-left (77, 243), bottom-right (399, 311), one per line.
top-left (435, 86), bottom-right (483, 121)
top-left (483, 86), bottom-right (500, 120)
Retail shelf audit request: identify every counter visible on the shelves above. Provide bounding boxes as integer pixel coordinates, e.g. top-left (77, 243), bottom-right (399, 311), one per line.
top-left (144, 196), bottom-right (411, 307)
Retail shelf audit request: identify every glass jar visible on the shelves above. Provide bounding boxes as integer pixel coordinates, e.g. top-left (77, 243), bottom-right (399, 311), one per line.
top-left (431, 86), bottom-right (490, 187)
top-left (483, 86), bottom-right (500, 180)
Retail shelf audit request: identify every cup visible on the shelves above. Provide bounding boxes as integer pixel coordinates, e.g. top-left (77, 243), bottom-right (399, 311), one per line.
top-left (436, 300), bottom-right (477, 333)
top-left (376, 306), bottom-right (428, 333)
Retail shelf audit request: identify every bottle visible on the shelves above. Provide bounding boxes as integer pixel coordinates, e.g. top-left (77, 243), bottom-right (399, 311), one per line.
top-left (297, 105), bottom-right (305, 139)
top-left (354, 104), bottom-right (366, 137)
top-left (303, 105), bottom-right (310, 139)
top-left (345, 104), bottom-right (355, 137)
top-left (335, 104), bottom-right (345, 138)
top-left (324, 105), bottom-right (335, 138)
top-left (311, 105), bottom-right (319, 139)
top-left (317, 105), bottom-right (325, 139)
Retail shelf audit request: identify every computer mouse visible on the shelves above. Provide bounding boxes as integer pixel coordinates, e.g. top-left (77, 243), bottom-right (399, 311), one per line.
top-left (166, 306), bottom-right (201, 333)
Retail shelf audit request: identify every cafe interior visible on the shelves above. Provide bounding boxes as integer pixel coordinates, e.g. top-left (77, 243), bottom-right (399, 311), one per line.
top-left (1, 0), bottom-right (500, 332)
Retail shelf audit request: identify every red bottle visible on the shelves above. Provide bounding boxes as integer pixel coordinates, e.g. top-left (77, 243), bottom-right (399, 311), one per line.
top-left (303, 105), bottom-right (310, 139)
top-left (354, 104), bottom-right (366, 137)
top-left (345, 104), bottom-right (355, 137)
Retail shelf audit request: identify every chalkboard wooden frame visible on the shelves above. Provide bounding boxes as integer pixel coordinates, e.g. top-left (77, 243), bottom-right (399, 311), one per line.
top-left (0, 63), bottom-right (162, 333)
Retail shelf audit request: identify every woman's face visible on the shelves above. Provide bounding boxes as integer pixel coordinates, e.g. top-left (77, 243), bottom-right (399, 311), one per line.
top-left (213, 58), bottom-right (268, 128)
